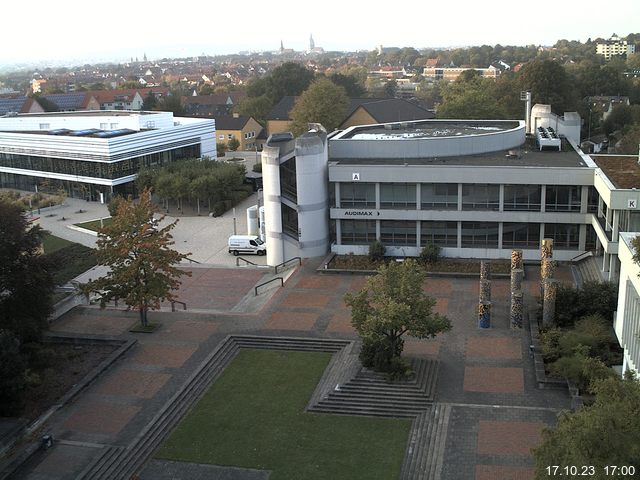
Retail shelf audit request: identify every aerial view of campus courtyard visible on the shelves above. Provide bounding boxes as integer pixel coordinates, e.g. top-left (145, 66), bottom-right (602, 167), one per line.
top-left (2, 5), bottom-right (640, 477)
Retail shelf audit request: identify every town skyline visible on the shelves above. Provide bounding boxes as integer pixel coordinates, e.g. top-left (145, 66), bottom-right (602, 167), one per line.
top-left (2, 0), bottom-right (639, 68)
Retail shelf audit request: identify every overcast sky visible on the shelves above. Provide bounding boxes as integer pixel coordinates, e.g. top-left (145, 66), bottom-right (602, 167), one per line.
top-left (2, 0), bottom-right (639, 66)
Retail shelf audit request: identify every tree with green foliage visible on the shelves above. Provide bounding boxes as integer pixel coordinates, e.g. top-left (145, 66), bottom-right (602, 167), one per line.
top-left (155, 93), bottom-right (185, 115)
top-left (533, 374), bottom-right (640, 479)
top-left (83, 189), bottom-right (190, 327)
top-left (246, 62), bottom-right (315, 104)
top-left (344, 260), bottom-right (452, 374)
top-left (216, 142), bottom-right (228, 157)
top-left (142, 90), bottom-right (158, 110)
top-left (227, 137), bottom-right (240, 151)
top-left (235, 95), bottom-right (273, 124)
top-left (328, 73), bottom-right (366, 97)
top-left (437, 75), bottom-right (505, 119)
top-left (554, 281), bottom-right (618, 328)
top-left (519, 59), bottom-right (576, 113)
top-left (0, 200), bottom-right (54, 343)
top-left (0, 330), bottom-right (27, 416)
top-left (290, 77), bottom-right (349, 135)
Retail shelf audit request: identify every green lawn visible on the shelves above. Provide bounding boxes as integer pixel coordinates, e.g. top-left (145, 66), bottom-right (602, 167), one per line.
top-left (157, 349), bottom-right (411, 480)
top-left (42, 234), bottom-right (97, 285)
top-left (42, 233), bottom-right (74, 254)
top-left (73, 217), bottom-right (112, 232)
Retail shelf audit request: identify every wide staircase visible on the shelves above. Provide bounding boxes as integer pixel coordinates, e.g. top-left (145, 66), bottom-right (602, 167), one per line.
top-left (573, 254), bottom-right (605, 286)
top-left (309, 357), bottom-right (439, 418)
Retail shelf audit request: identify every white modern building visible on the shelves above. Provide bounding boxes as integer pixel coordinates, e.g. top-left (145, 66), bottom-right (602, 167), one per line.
top-left (0, 110), bottom-right (215, 200)
top-left (615, 232), bottom-right (640, 376)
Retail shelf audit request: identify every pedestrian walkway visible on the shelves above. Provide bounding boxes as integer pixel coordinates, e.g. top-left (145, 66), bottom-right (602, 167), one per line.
top-left (8, 259), bottom-right (572, 480)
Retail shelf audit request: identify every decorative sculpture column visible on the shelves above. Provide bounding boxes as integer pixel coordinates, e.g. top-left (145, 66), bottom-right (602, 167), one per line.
top-left (478, 302), bottom-right (491, 329)
top-left (540, 238), bottom-right (554, 297)
top-left (510, 291), bottom-right (524, 329)
top-left (478, 260), bottom-right (491, 327)
top-left (510, 249), bottom-right (523, 271)
top-left (542, 279), bottom-right (558, 327)
top-left (510, 268), bottom-right (523, 294)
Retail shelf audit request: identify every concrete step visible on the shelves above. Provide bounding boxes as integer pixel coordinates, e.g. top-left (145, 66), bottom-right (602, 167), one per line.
top-left (310, 404), bottom-right (421, 418)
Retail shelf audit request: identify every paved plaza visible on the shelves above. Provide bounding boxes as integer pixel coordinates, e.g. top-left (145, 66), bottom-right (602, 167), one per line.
top-left (8, 255), bottom-right (572, 479)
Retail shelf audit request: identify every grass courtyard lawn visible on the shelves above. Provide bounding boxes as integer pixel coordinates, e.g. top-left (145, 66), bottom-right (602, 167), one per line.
top-left (42, 234), bottom-right (97, 285)
top-left (157, 349), bottom-right (411, 480)
top-left (41, 233), bottom-right (74, 254)
top-left (74, 217), bottom-right (112, 232)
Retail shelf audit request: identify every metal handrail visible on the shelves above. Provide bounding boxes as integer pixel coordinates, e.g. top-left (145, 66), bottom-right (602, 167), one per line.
top-left (274, 257), bottom-right (302, 274)
top-left (171, 300), bottom-right (187, 312)
top-left (236, 257), bottom-right (259, 266)
top-left (185, 257), bottom-right (201, 264)
top-left (570, 251), bottom-right (593, 263)
top-left (255, 277), bottom-right (283, 295)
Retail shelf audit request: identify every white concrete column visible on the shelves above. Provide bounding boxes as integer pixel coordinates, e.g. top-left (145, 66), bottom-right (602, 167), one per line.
top-left (606, 206), bottom-right (613, 232)
top-left (540, 185), bottom-right (546, 213)
top-left (376, 220), bottom-right (381, 241)
top-left (612, 210), bottom-right (620, 239)
top-left (457, 221), bottom-right (462, 249)
top-left (579, 224), bottom-right (587, 251)
top-left (609, 255), bottom-right (618, 281)
top-left (261, 146), bottom-right (284, 267)
top-left (457, 184), bottom-right (463, 211)
top-left (336, 219), bottom-right (342, 245)
top-left (498, 222), bottom-right (504, 249)
top-left (416, 183), bottom-right (421, 210)
top-left (416, 220), bottom-right (421, 247)
top-left (335, 182), bottom-right (341, 208)
top-left (580, 185), bottom-right (589, 214)
top-left (603, 253), bottom-right (610, 273)
top-left (499, 184), bottom-right (504, 212)
top-left (375, 183), bottom-right (381, 210)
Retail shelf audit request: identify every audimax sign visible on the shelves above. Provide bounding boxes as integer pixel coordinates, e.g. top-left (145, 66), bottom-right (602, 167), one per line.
top-left (344, 210), bottom-right (380, 216)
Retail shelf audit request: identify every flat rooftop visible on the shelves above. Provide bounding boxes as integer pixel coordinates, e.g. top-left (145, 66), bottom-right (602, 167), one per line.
top-left (592, 155), bottom-right (640, 189)
top-left (330, 136), bottom-right (588, 168)
top-left (5, 110), bottom-right (155, 118)
top-left (338, 120), bottom-right (520, 140)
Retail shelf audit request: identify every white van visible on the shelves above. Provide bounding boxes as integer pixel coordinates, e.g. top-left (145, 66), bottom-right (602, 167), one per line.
top-left (228, 235), bottom-right (266, 256)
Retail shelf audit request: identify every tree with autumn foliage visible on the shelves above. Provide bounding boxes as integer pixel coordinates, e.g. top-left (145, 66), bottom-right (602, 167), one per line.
top-left (83, 188), bottom-right (190, 327)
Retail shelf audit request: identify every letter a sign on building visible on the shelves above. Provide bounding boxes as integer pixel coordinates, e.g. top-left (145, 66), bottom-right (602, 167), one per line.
top-left (352, 173), bottom-right (360, 181)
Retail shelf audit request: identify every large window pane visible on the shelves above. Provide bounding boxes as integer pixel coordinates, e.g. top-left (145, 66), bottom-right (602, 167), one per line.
top-left (380, 183), bottom-right (416, 209)
top-left (502, 223), bottom-right (540, 248)
top-left (380, 220), bottom-right (417, 246)
top-left (503, 185), bottom-right (541, 211)
top-left (340, 220), bottom-right (376, 245)
top-left (462, 184), bottom-right (499, 211)
top-left (544, 223), bottom-right (579, 249)
top-left (461, 222), bottom-right (499, 248)
top-left (421, 183), bottom-right (457, 210)
top-left (281, 204), bottom-right (298, 239)
top-left (279, 157), bottom-right (297, 203)
top-left (340, 183), bottom-right (376, 208)
top-left (421, 221), bottom-right (457, 247)
top-left (587, 186), bottom-right (598, 213)
top-left (545, 186), bottom-right (581, 212)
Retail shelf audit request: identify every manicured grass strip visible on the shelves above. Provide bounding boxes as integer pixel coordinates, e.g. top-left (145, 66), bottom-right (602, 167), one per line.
top-left (74, 217), bottom-right (112, 232)
top-left (42, 234), bottom-right (97, 285)
top-left (42, 233), bottom-right (74, 254)
top-left (157, 349), bottom-right (411, 480)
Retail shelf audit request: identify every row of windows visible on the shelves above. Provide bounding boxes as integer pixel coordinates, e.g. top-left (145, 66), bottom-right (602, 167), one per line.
top-left (339, 220), bottom-right (583, 249)
top-left (336, 183), bottom-right (597, 213)
top-left (0, 145), bottom-right (201, 180)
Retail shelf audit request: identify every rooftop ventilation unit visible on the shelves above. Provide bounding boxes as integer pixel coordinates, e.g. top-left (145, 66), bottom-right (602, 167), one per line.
top-left (535, 126), bottom-right (561, 151)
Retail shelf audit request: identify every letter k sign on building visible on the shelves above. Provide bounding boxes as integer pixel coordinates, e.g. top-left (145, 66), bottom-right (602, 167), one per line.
top-left (352, 173), bottom-right (360, 181)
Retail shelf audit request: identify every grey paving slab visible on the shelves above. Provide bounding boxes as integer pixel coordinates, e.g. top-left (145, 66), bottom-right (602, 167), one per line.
top-left (139, 459), bottom-right (270, 480)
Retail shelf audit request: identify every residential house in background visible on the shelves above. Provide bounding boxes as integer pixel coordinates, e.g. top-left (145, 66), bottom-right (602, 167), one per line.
top-left (596, 34), bottom-right (635, 60)
top-left (422, 65), bottom-right (500, 82)
top-left (182, 93), bottom-right (246, 118)
top-left (41, 92), bottom-right (100, 111)
top-left (215, 113), bottom-right (262, 151)
top-left (265, 97), bottom-right (434, 137)
top-left (91, 90), bottom-right (145, 110)
top-left (0, 97), bottom-right (45, 116)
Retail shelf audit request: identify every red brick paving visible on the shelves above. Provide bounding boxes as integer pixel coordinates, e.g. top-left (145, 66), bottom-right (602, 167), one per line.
top-left (95, 369), bottom-right (171, 398)
top-left (477, 420), bottom-right (544, 455)
top-left (404, 339), bottom-right (441, 357)
top-left (31, 445), bottom-right (94, 475)
top-left (50, 314), bottom-right (133, 336)
top-left (476, 465), bottom-right (534, 480)
top-left (63, 403), bottom-right (141, 435)
top-left (152, 320), bottom-right (219, 343)
top-left (296, 276), bottom-right (343, 290)
top-left (169, 268), bottom-right (264, 310)
top-left (264, 311), bottom-right (319, 331)
top-left (466, 337), bottom-right (522, 360)
top-left (434, 298), bottom-right (449, 315)
top-left (463, 367), bottom-right (524, 393)
top-left (130, 343), bottom-right (197, 368)
top-left (422, 278), bottom-right (453, 296)
top-left (326, 312), bottom-right (355, 333)
top-left (281, 292), bottom-right (331, 308)
top-left (348, 276), bottom-right (370, 292)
